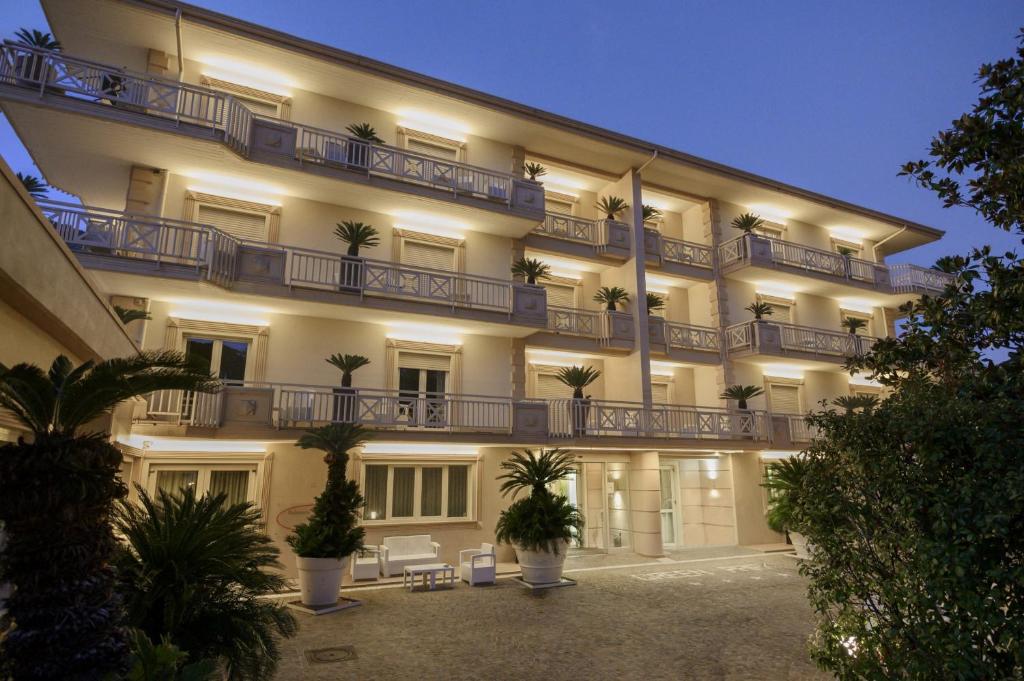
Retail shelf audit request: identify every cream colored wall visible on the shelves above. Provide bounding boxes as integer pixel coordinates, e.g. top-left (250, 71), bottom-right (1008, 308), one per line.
top-left (732, 453), bottom-right (781, 545)
top-left (673, 456), bottom-right (737, 546)
top-left (686, 283), bottom-right (715, 326)
top-left (0, 298), bottom-right (84, 368)
top-left (681, 204), bottom-right (707, 244)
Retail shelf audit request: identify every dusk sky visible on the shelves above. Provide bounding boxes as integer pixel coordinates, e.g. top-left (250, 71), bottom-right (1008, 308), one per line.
top-left (2, 1), bottom-right (1021, 264)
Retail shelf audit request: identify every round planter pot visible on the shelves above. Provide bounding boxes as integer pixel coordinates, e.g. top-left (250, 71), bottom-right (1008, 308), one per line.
top-left (514, 540), bottom-right (569, 585)
top-left (296, 556), bottom-right (348, 607)
top-left (788, 531), bottom-right (811, 559)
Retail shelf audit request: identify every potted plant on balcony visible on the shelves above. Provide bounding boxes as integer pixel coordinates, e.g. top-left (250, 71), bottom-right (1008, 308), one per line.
top-left (511, 256), bottom-right (551, 286)
top-left (16, 172), bottom-right (47, 200)
top-left (556, 365), bottom-right (600, 437)
top-left (11, 28), bottom-right (60, 88)
top-left (762, 455), bottom-right (811, 558)
top-left (745, 301), bottom-right (774, 321)
top-left (495, 448), bottom-right (584, 585)
top-left (344, 123), bottom-right (383, 166)
top-left (288, 423), bottom-right (372, 610)
top-left (645, 292), bottom-right (665, 316)
top-left (731, 212), bottom-right (765, 234)
top-left (832, 394), bottom-right (879, 415)
top-left (719, 384), bottom-right (764, 411)
top-left (523, 161), bottom-right (547, 182)
top-left (642, 204), bottom-right (662, 225)
top-left (326, 354), bottom-right (370, 423)
top-left (841, 316), bottom-right (869, 354)
top-left (334, 220), bottom-right (379, 289)
top-left (594, 286), bottom-right (630, 312)
top-left (595, 196), bottom-right (629, 221)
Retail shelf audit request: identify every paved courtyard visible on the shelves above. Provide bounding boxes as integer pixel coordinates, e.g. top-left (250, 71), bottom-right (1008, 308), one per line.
top-left (274, 548), bottom-right (828, 680)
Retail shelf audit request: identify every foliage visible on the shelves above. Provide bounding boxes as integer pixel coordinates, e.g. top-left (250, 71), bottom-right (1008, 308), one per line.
top-left (645, 292), bottom-right (665, 314)
top-left (16, 171), bottom-right (47, 199)
top-left (114, 305), bottom-right (152, 325)
top-left (14, 28), bottom-right (60, 50)
top-left (841, 316), bottom-right (868, 334)
top-left (494, 449), bottom-right (583, 554)
top-left (899, 29), bottom-right (1024, 233)
top-left (555, 365), bottom-right (601, 399)
top-left (836, 246), bottom-right (856, 257)
top-left (287, 424), bottom-right (371, 559)
top-left (831, 394), bottom-right (879, 415)
top-left (345, 122), bottom-right (384, 144)
top-left (0, 352), bottom-right (218, 681)
top-left (325, 353), bottom-right (370, 387)
top-left (593, 285), bottom-right (630, 311)
top-left (641, 204), bottom-right (662, 222)
top-left (761, 455), bottom-right (810, 534)
top-left (123, 629), bottom-right (218, 681)
top-left (115, 488), bottom-right (296, 681)
top-left (333, 220), bottom-right (380, 257)
top-left (523, 161), bottom-right (547, 181)
top-left (719, 384), bottom-right (764, 410)
top-left (745, 301), bottom-right (774, 320)
top-left (730, 212), bottom-right (765, 233)
top-left (595, 195), bottom-right (629, 220)
top-left (511, 256), bottom-right (551, 285)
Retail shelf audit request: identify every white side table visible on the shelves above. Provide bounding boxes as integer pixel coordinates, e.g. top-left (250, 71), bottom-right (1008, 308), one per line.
top-left (352, 548), bottom-right (380, 581)
top-left (403, 563), bottom-right (455, 591)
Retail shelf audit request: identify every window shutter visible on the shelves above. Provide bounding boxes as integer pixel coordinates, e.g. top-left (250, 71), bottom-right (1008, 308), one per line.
top-left (545, 198), bottom-right (573, 215)
top-left (651, 382), bottom-right (670, 404)
top-left (402, 240), bottom-right (456, 272)
top-left (544, 283), bottom-right (576, 308)
top-left (536, 373), bottom-right (574, 400)
top-left (770, 384), bottom-right (801, 414)
top-left (197, 205), bottom-right (268, 242)
top-left (769, 303), bottom-right (792, 323)
top-left (407, 138), bottom-right (458, 161)
top-left (237, 96), bottom-right (279, 118)
top-left (398, 352), bottom-right (451, 372)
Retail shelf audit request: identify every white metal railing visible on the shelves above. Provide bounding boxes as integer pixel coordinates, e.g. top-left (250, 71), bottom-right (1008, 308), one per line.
top-left (295, 122), bottom-right (515, 204)
top-left (142, 389), bottom-right (222, 427)
top-left (548, 398), bottom-right (768, 440)
top-left (718, 234), bottom-right (879, 283)
top-left (534, 212), bottom-right (597, 244)
top-left (726, 321), bottom-right (878, 356)
top-left (725, 323), bottom-right (753, 351)
top-left (888, 264), bottom-right (955, 294)
top-left (661, 236), bottom-right (713, 269)
top-left (664, 321), bottom-right (720, 351)
top-left (785, 414), bottom-right (817, 443)
top-left (546, 306), bottom-right (605, 338)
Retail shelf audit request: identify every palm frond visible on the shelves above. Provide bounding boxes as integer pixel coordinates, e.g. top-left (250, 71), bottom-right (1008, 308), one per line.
top-left (720, 384), bottom-right (764, 403)
top-left (646, 292), bottom-right (665, 313)
top-left (593, 286), bottom-right (630, 306)
top-left (113, 305), bottom-right (151, 325)
top-left (555, 365), bottom-right (601, 392)
top-left (16, 172), bottom-right (47, 199)
top-left (511, 257), bottom-right (551, 284)
top-left (731, 212), bottom-right (765, 233)
top-left (841, 317), bottom-right (868, 333)
top-left (523, 161), bottom-right (547, 181)
top-left (345, 122), bottom-right (384, 143)
top-left (14, 28), bottom-right (61, 50)
top-left (832, 394), bottom-right (879, 414)
top-left (642, 204), bottom-right (662, 222)
top-left (325, 353), bottom-right (370, 385)
top-left (595, 196), bottom-right (629, 219)
top-left (745, 301), bottom-right (774, 320)
top-left (333, 221), bottom-right (380, 256)
top-left (295, 423), bottom-right (372, 467)
top-left (497, 448), bottom-right (576, 498)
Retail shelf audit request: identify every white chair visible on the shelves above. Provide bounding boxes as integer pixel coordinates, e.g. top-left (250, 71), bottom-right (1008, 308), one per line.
top-left (378, 535), bottom-right (441, 577)
top-left (351, 547), bottom-right (379, 581)
top-left (459, 542), bottom-right (496, 586)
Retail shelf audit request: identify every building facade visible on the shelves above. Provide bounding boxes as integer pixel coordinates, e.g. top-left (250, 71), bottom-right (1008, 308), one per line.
top-left (0, 0), bottom-right (951, 574)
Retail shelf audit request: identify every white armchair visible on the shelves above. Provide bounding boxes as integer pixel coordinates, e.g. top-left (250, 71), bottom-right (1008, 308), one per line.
top-left (459, 542), bottom-right (496, 586)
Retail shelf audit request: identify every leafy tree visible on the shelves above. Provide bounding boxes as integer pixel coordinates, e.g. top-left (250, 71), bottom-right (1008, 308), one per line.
top-left (0, 352), bottom-right (218, 681)
top-left (115, 488), bottom-right (296, 681)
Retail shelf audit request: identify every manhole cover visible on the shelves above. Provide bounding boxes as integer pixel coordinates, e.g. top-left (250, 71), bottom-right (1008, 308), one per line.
top-left (304, 646), bottom-right (357, 664)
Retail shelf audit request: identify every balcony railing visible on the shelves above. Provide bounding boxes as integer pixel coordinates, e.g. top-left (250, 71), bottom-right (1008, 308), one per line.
top-left (661, 236), bottom-right (713, 269)
top-left (719, 234), bottom-right (881, 284)
top-left (785, 415), bottom-right (818, 443)
top-left (548, 399), bottom-right (768, 440)
top-left (888, 264), bottom-right (954, 294)
top-left (0, 45), bottom-right (523, 207)
top-left (143, 389), bottom-right (222, 427)
top-left (663, 321), bottom-right (720, 352)
top-left (546, 306), bottom-right (608, 338)
top-left (534, 212), bottom-right (597, 244)
top-left (726, 320), bottom-right (878, 357)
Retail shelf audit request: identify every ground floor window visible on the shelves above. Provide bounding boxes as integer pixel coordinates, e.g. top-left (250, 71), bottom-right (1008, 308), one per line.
top-left (148, 464), bottom-right (258, 506)
top-left (362, 462), bottom-right (473, 523)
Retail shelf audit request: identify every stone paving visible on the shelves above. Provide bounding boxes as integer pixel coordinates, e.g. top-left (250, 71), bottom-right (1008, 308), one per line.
top-left (274, 548), bottom-right (828, 680)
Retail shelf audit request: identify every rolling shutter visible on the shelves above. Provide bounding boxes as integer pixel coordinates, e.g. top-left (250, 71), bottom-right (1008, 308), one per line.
top-left (402, 240), bottom-right (456, 272)
top-left (651, 382), bottom-right (670, 404)
top-left (544, 283), bottom-right (576, 308)
top-left (237, 96), bottom-right (279, 118)
top-left (768, 303), bottom-right (792, 323)
top-left (407, 138), bottom-right (458, 161)
top-left (197, 205), bottom-right (268, 242)
top-left (545, 197), bottom-right (574, 215)
top-left (770, 384), bottom-right (801, 414)
top-left (397, 352), bottom-right (451, 372)
top-left (536, 373), bottom-right (573, 400)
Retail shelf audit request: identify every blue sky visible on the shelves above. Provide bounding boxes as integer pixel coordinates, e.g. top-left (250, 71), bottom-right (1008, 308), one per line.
top-left (2, 1), bottom-right (1021, 264)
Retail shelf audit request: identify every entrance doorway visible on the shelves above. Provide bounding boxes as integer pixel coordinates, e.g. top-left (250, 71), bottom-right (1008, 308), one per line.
top-left (552, 461), bottom-right (632, 552)
top-left (659, 466), bottom-right (679, 549)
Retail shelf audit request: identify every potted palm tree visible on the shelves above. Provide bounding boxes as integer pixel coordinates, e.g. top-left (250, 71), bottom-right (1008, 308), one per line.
top-left (641, 204), bottom-right (662, 224)
top-left (0, 352), bottom-right (218, 680)
top-left (596, 196), bottom-right (629, 221)
top-left (511, 256), bottom-right (551, 286)
top-left (719, 384), bottom-right (764, 410)
top-left (745, 301), bottom-right (774, 321)
top-left (344, 122), bottom-right (383, 165)
top-left (334, 221), bottom-right (379, 289)
top-left (556, 365), bottom-right (600, 437)
top-left (11, 28), bottom-right (60, 88)
top-left (16, 172), bottom-right (47, 200)
top-left (646, 292), bottom-right (665, 316)
top-left (495, 449), bottom-right (584, 585)
top-left (326, 353), bottom-right (369, 422)
top-left (287, 423), bottom-right (372, 609)
top-left (762, 455), bottom-right (811, 558)
top-left (842, 317), bottom-right (869, 354)
top-left (731, 212), bottom-right (765, 234)
top-left (594, 286), bottom-right (630, 312)
top-left (113, 305), bottom-right (151, 325)
top-left (832, 394), bottom-right (879, 415)
top-left (523, 161), bottom-right (547, 182)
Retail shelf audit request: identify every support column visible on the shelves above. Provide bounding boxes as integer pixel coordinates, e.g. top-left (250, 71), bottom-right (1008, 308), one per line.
top-left (510, 338), bottom-right (527, 400)
top-left (629, 450), bottom-right (664, 556)
top-left (704, 199), bottom-right (734, 389)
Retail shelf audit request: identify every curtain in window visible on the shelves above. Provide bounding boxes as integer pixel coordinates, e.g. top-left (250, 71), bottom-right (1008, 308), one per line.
top-left (364, 465), bottom-right (388, 520)
top-left (154, 470), bottom-right (198, 498)
top-left (392, 468), bottom-right (415, 517)
top-left (447, 465), bottom-right (468, 518)
top-left (210, 470), bottom-right (249, 507)
top-left (420, 467), bottom-right (442, 516)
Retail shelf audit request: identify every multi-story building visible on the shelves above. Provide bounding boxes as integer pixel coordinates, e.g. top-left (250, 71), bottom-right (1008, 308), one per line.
top-left (0, 0), bottom-right (951, 572)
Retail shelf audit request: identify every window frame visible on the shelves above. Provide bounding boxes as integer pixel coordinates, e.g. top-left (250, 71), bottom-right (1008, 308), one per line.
top-left (360, 459), bottom-right (476, 525)
top-left (199, 75), bottom-right (291, 120)
top-left (767, 380), bottom-right (804, 415)
top-left (182, 334), bottom-right (252, 383)
top-left (397, 127), bottom-right (466, 163)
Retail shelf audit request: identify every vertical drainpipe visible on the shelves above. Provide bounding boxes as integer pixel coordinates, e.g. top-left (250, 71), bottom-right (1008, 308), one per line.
top-left (175, 9), bottom-right (184, 81)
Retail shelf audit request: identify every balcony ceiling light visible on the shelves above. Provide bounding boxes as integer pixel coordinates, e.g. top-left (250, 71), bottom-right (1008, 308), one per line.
top-left (837, 298), bottom-right (877, 314)
top-left (199, 55), bottom-right (294, 96)
top-left (827, 226), bottom-right (867, 243)
top-left (386, 322), bottom-right (465, 345)
top-left (849, 372), bottom-right (882, 387)
top-left (184, 171), bottom-right (285, 205)
top-left (167, 298), bottom-right (273, 326)
top-left (754, 282), bottom-right (799, 300)
top-left (117, 435), bottom-right (268, 453)
top-left (747, 203), bottom-right (792, 224)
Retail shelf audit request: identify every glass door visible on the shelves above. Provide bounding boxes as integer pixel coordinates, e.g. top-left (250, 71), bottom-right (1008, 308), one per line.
top-left (659, 465), bottom-right (678, 549)
top-left (397, 367), bottom-right (448, 428)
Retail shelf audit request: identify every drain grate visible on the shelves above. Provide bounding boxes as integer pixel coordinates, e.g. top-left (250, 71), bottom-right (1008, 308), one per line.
top-left (304, 646), bottom-right (357, 665)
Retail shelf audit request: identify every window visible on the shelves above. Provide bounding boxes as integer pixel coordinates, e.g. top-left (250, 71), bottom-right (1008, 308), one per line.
top-left (769, 384), bottom-right (802, 415)
top-left (401, 239), bottom-right (456, 272)
top-left (196, 204), bottom-right (269, 242)
top-left (832, 239), bottom-right (863, 258)
top-left (185, 336), bottom-right (250, 382)
top-left (841, 310), bottom-right (873, 335)
top-left (362, 462), bottom-right (474, 522)
top-left (768, 302), bottom-right (793, 323)
top-left (651, 381), bottom-right (670, 404)
top-left (545, 197), bottom-right (575, 215)
top-left (396, 352), bottom-right (451, 428)
top-left (201, 76), bottom-right (288, 120)
top-left (754, 225), bottom-right (784, 240)
top-left (400, 128), bottom-right (464, 162)
top-left (544, 282), bottom-right (577, 308)
top-left (535, 371), bottom-right (574, 400)
top-left (148, 464), bottom-right (257, 506)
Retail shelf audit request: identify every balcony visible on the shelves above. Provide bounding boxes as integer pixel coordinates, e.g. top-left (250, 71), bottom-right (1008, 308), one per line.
top-left (648, 319), bottom-right (721, 362)
top-left (41, 200), bottom-right (547, 325)
top-left (532, 306), bottom-right (634, 352)
top-left (528, 212), bottom-right (632, 260)
top-left (769, 414), bottom-right (819, 449)
top-left (0, 45), bottom-right (543, 224)
top-left (888, 264), bottom-right (955, 294)
top-left (138, 385), bottom-right (770, 444)
top-left (644, 228), bottom-right (715, 279)
top-left (725, 320), bottom-right (878, 364)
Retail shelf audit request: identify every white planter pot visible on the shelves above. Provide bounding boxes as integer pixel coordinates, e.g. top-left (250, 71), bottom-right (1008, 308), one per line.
top-left (514, 540), bottom-right (569, 585)
top-left (296, 556), bottom-right (348, 607)
top-left (788, 531), bottom-right (811, 559)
